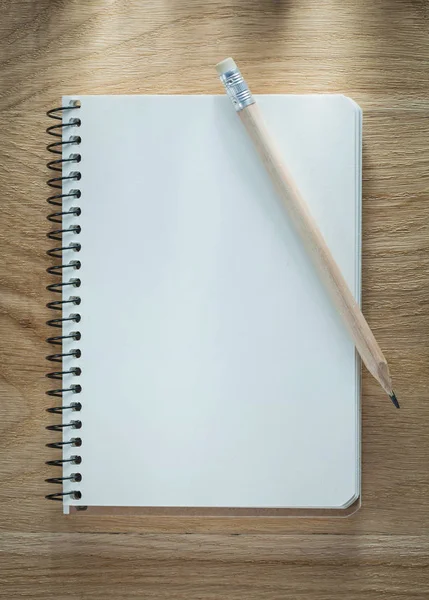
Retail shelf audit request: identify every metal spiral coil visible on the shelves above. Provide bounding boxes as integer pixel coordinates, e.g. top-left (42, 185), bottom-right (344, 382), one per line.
top-left (46, 103), bottom-right (83, 502)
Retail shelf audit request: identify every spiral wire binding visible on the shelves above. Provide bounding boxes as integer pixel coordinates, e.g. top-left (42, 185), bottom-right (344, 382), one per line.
top-left (46, 103), bottom-right (83, 503)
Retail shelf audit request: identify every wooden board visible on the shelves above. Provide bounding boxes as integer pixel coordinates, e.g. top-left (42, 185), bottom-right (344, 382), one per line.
top-left (0, 0), bottom-right (428, 598)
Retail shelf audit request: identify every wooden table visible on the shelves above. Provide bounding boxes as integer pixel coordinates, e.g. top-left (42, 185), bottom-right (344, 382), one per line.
top-left (1, 1), bottom-right (428, 598)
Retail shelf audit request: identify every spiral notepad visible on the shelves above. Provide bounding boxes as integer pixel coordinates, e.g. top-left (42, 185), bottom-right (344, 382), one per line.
top-left (46, 94), bottom-right (362, 515)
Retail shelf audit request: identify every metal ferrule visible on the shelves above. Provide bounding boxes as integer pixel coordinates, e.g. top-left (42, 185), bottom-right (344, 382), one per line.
top-left (219, 68), bottom-right (255, 112)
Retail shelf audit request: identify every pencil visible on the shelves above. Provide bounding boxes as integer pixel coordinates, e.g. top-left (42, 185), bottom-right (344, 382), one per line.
top-left (216, 57), bottom-right (399, 408)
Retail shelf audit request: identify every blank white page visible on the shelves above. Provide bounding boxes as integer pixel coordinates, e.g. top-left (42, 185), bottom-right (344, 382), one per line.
top-left (61, 94), bottom-right (361, 511)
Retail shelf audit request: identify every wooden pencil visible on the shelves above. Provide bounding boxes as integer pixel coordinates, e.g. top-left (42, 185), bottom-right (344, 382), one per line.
top-left (216, 57), bottom-right (399, 408)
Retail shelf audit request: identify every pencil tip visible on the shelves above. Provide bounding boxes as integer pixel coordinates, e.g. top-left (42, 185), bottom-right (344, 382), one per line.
top-left (390, 392), bottom-right (400, 409)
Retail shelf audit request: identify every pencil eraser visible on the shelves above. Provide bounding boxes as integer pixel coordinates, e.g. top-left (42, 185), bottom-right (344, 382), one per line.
top-left (216, 57), bottom-right (237, 75)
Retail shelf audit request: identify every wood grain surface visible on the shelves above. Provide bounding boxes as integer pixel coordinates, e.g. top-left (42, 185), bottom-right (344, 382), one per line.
top-left (0, 0), bottom-right (428, 598)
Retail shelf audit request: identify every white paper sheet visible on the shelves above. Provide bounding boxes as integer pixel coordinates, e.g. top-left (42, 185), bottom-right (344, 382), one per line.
top-left (60, 94), bottom-right (361, 511)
